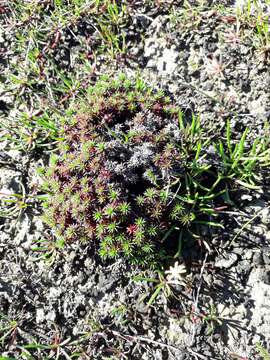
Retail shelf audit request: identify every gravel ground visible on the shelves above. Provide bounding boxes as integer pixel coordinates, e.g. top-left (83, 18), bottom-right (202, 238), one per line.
top-left (0, 1), bottom-right (270, 359)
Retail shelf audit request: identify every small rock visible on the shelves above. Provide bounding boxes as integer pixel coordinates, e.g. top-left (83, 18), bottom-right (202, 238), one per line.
top-left (146, 59), bottom-right (157, 68)
top-left (253, 251), bottom-right (264, 266)
top-left (144, 40), bottom-right (157, 57)
top-left (261, 270), bottom-right (270, 285)
top-left (260, 208), bottom-right (270, 225)
top-left (263, 251), bottom-right (270, 265)
top-left (156, 48), bottom-right (178, 74)
top-left (46, 310), bottom-right (56, 322)
top-left (14, 214), bottom-right (31, 245)
top-left (244, 250), bottom-right (253, 261)
top-left (36, 308), bottom-right (45, 323)
top-left (241, 194), bottom-right (253, 201)
top-left (215, 253), bottom-right (238, 269)
top-left (237, 260), bottom-right (251, 275)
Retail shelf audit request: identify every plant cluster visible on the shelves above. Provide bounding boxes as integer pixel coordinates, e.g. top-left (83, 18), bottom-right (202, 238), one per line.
top-left (0, 0), bottom-right (131, 152)
top-left (41, 74), bottom-right (269, 264)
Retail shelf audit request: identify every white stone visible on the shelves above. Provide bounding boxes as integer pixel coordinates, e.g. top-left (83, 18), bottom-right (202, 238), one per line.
top-left (156, 48), bottom-right (178, 75)
top-left (36, 308), bottom-right (45, 323)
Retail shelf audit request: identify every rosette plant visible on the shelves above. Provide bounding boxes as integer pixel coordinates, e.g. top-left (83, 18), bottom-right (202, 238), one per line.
top-left (42, 74), bottom-right (193, 263)
top-left (42, 74), bottom-right (268, 264)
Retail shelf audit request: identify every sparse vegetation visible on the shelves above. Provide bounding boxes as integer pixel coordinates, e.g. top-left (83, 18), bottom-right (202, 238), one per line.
top-left (256, 342), bottom-right (270, 360)
top-left (1, 0), bottom-right (270, 358)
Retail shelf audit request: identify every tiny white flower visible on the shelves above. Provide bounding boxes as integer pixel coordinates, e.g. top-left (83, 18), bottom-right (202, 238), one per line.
top-left (165, 261), bottom-right (186, 286)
